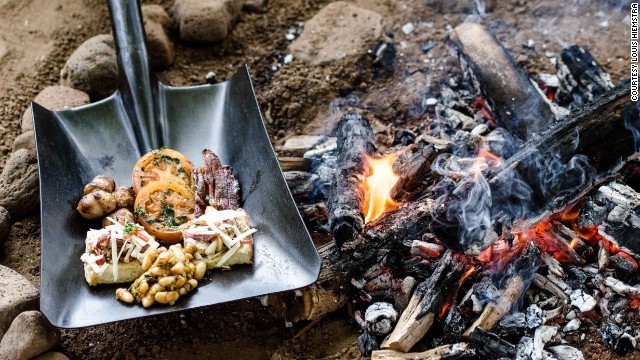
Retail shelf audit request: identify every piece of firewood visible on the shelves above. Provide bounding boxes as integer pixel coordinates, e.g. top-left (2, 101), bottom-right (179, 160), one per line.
top-left (556, 44), bottom-right (614, 108)
top-left (390, 145), bottom-right (437, 202)
top-left (464, 242), bottom-right (541, 336)
top-left (381, 251), bottom-right (467, 352)
top-left (327, 113), bottom-right (376, 248)
top-left (278, 156), bottom-right (312, 171)
top-left (371, 343), bottom-right (472, 360)
top-left (449, 23), bottom-right (555, 140)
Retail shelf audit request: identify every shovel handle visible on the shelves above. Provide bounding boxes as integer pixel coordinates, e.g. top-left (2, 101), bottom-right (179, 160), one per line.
top-left (107, 0), bottom-right (159, 151)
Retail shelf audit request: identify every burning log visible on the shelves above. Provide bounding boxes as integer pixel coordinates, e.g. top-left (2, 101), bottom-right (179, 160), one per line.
top-left (449, 23), bottom-right (556, 140)
top-left (579, 182), bottom-right (640, 256)
top-left (380, 251), bottom-right (467, 352)
top-left (390, 145), bottom-right (437, 201)
top-left (556, 44), bottom-right (615, 108)
top-left (467, 327), bottom-right (517, 359)
top-left (434, 82), bottom-right (639, 255)
top-left (371, 343), bottom-right (474, 360)
top-left (327, 113), bottom-right (376, 248)
top-left (464, 242), bottom-right (541, 336)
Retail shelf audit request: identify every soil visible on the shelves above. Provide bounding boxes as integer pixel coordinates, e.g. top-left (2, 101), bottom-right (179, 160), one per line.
top-left (0, 0), bottom-right (635, 359)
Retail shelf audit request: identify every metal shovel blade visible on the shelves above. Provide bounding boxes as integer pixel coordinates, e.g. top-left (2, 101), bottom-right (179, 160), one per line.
top-left (33, 0), bottom-right (320, 328)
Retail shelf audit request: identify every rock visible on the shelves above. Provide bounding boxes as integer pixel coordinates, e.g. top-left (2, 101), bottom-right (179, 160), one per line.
top-left (0, 311), bottom-right (60, 360)
top-left (288, 2), bottom-right (383, 66)
top-left (142, 5), bottom-right (175, 70)
top-left (0, 266), bottom-right (38, 338)
top-left (173, 0), bottom-right (243, 43)
top-left (0, 149), bottom-right (40, 219)
top-left (563, 318), bottom-right (581, 332)
top-left (32, 352), bottom-right (70, 360)
top-left (22, 86), bottom-right (90, 132)
top-left (0, 39), bottom-right (6, 60)
top-left (0, 206), bottom-right (10, 247)
top-left (60, 34), bottom-right (118, 101)
top-left (12, 131), bottom-right (35, 152)
top-left (243, 0), bottom-right (268, 13)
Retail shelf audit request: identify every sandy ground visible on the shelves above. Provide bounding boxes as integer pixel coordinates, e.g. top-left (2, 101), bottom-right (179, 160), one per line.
top-left (0, 0), bottom-right (636, 359)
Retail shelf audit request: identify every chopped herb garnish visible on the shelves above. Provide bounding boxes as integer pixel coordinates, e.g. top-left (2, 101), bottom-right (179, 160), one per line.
top-left (123, 220), bottom-right (142, 234)
top-left (133, 207), bottom-right (146, 218)
top-left (160, 201), bottom-right (178, 227)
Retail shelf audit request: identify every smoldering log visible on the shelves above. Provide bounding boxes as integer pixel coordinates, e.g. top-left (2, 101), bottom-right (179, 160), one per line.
top-left (390, 145), bottom-right (438, 202)
top-left (381, 251), bottom-right (467, 352)
top-left (371, 343), bottom-right (474, 360)
top-left (433, 82), bottom-right (639, 255)
top-left (579, 182), bottom-right (640, 256)
top-left (467, 327), bottom-right (517, 359)
top-left (556, 44), bottom-right (614, 108)
top-left (327, 113), bottom-right (376, 248)
top-left (464, 242), bottom-right (541, 336)
top-left (449, 23), bottom-right (556, 140)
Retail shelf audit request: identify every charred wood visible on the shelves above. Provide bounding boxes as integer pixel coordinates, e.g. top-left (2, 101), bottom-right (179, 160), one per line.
top-left (464, 242), bottom-right (541, 335)
top-left (278, 156), bottom-right (312, 171)
top-left (449, 23), bottom-right (555, 140)
top-left (327, 113), bottom-right (376, 248)
top-left (390, 145), bottom-right (438, 202)
top-left (556, 44), bottom-right (614, 109)
top-left (371, 343), bottom-right (474, 360)
top-left (467, 327), bottom-right (517, 359)
top-left (381, 251), bottom-right (467, 352)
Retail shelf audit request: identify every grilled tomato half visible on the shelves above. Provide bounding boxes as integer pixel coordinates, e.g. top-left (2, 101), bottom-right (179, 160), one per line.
top-left (132, 148), bottom-right (194, 194)
top-left (133, 181), bottom-right (195, 243)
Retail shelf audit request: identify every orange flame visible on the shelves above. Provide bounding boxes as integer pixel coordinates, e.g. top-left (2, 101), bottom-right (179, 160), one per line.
top-left (363, 153), bottom-right (400, 224)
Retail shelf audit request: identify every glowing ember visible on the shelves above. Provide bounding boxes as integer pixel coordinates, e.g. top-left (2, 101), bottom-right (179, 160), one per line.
top-left (363, 153), bottom-right (400, 224)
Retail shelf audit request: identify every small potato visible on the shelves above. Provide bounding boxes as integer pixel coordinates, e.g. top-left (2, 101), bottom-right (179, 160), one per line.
top-left (84, 175), bottom-right (115, 194)
top-left (77, 190), bottom-right (116, 219)
top-left (115, 288), bottom-right (134, 303)
top-left (102, 208), bottom-right (134, 228)
top-left (113, 186), bottom-right (135, 209)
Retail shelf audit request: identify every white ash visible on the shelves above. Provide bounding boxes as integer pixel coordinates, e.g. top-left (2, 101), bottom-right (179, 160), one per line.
top-left (563, 319), bottom-right (581, 332)
top-left (525, 304), bottom-right (544, 329)
top-left (547, 274), bottom-right (571, 294)
top-left (533, 325), bottom-right (558, 360)
top-left (363, 302), bottom-right (397, 336)
top-left (515, 336), bottom-right (535, 360)
top-left (604, 276), bottom-right (640, 296)
top-left (538, 73), bottom-right (561, 88)
top-left (548, 345), bottom-right (584, 360)
top-left (569, 290), bottom-right (596, 312)
top-left (470, 124), bottom-right (489, 136)
top-left (542, 253), bottom-right (565, 278)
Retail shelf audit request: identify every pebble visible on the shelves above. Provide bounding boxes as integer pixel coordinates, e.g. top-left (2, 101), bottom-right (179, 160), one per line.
top-left (289, 2), bottom-right (383, 65)
top-left (0, 265), bottom-right (39, 338)
top-left (563, 318), bottom-right (581, 332)
top-left (142, 5), bottom-right (176, 70)
top-left (12, 130), bottom-right (35, 153)
top-left (401, 22), bottom-right (415, 35)
top-left (22, 86), bottom-right (90, 132)
top-left (243, 0), bottom-right (268, 13)
top-left (32, 352), bottom-right (70, 360)
top-left (60, 34), bottom-right (118, 100)
top-left (0, 149), bottom-right (39, 219)
top-left (0, 311), bottom-right (60, 360)
top-left (424, 98), bottom-right (438, 106)
top-left (173, 0), bottom-right (243, 43)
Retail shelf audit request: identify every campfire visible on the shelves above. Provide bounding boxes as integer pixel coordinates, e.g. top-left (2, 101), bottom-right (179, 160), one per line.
top-left (269, 21), bottom-right (640, 360)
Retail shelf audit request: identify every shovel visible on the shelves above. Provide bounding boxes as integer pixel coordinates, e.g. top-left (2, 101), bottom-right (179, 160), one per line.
top-left (32, 0), bottom-right (320, 327)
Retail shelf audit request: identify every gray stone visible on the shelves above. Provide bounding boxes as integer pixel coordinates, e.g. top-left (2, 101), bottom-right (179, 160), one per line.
top-left (0, 266), bottom-right (39, 339)
top-left (60, 34), bottom-right (118, 101)
top-left (289, 2), bottom-right (383, 66)
top-left (0, 311), bottom-right (60, 360)
top-left (32, 351), bottom-right (70, 360)
top-left (142, 5), bottom-right (175, 70)
top-left (22, 86), bottom-right (90, 132)
top-left (243, 0), bottom-right (268, 13)
top-left (173, 0), bottom-right (243, 43)
top-left (12, 131), bottom-right (35, 153)
top-left (0, 149), bottom-right (39, 219)
top-left (0, 206), bottom-right (10, 247)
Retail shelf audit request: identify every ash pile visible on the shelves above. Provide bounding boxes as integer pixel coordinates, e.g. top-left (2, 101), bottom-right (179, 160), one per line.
top-left (272, 22), bottom-right (640, 360)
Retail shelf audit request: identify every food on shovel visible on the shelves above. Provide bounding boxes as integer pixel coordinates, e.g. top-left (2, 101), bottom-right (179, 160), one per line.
top-left (76, 148), bottom-right (255, 307)
top-left (81, 219), bottom-right (160, 286)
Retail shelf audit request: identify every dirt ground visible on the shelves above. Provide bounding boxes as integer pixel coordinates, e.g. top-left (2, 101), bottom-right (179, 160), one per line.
top-left (0, 0), bottom-right (636, 359)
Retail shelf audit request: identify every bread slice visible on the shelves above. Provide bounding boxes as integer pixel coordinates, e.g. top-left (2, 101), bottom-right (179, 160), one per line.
top-left (202, 243), bottom-right (252, 269)
top-left (83, 260), bottom-right (145, 286)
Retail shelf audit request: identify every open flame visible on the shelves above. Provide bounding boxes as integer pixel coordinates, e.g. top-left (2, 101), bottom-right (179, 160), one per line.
top-left (363, 153), bottom-right (400, 224)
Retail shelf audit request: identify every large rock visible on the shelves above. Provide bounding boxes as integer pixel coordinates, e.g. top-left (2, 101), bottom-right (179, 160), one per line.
top-left (173, 0), bottom-right (243, 43)
top-left (142, 5), bottom-right (176, 70)
top-left (289, 2), bottom-right (383, 66)
top-left (60, 34), bottom-right (118, 101)
top-left (0, 311), bottom-right (60, 360)
top-left (0, 266), bottom-right (39, 339)
top-left (12, 131), bottom-right (35, 152)
top-left (243, 0), bottom-right (268, 13)
top-left (0, 149), bottom-right (39, 219)
top-left (21, 86), bottom-right (90, 133)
